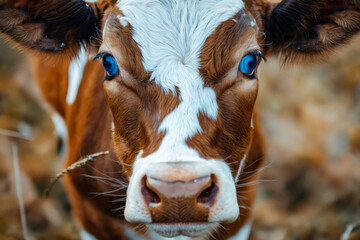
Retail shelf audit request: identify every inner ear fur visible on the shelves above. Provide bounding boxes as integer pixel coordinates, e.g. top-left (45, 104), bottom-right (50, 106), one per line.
top-left (264, 0), bottom-right (360, 64)
top-left (0, 0), bottom-right (116, 57)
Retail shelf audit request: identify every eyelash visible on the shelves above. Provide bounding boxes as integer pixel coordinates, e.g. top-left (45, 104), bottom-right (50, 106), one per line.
top-left (93, 52), bottom-right (106, 60)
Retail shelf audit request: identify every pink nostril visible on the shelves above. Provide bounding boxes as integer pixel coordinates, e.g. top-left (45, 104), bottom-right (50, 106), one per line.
top-left (141, 177), bottom-right (161, 205)
top-left (147, 175), bottom-right (212, 199)
top-left (197, 180), bottom-right (218, 207)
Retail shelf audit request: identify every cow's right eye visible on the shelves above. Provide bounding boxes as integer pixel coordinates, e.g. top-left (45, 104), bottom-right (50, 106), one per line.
top-left (239, 53), bottom-right (257, 78)
top-left (102, 55), bottom-right (118, 78)
top-left (239, 51), bottom-right (266, 80)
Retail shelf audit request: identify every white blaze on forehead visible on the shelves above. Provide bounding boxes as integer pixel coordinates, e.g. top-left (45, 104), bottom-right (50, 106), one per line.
top-left (117, 0), bottom-right (244, 156)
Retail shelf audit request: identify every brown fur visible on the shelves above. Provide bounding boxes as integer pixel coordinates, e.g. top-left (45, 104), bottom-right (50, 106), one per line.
top-left (149, 196), bottom-right (210, 223)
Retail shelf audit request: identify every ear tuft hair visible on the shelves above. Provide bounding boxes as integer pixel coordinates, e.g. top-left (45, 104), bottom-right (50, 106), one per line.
top-left (267, 0), bottom-right (321, 47)
top-left (0, 0), bottom-right (99, 53)
top-left (265, 0), bottom-right (360, 64)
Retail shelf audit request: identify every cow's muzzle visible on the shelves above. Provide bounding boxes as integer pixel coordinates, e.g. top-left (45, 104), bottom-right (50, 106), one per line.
top-left (124, 160), bottom-right (239, 230)
top-left (141, 174), bottom-right (218, 222)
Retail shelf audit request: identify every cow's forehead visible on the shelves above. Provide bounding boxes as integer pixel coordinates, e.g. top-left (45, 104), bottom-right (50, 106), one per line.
top-left (116, 0), bottom-right (245, 83)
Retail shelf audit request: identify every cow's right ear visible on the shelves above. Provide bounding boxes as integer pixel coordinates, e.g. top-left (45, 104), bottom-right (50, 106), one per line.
top-left (262, 0), bottom-right (360, 64)
top-left (0, 0), bottom-right (114, 56)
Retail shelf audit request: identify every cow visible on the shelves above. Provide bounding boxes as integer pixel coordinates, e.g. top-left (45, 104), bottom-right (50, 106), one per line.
top-left (0, 0), bottom-right (359, 239)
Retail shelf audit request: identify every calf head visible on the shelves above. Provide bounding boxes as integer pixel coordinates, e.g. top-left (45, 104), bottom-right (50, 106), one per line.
top-left (1, 0), bottom-right (359, 238)
top-left (101, 1), bottom-right (261, 228)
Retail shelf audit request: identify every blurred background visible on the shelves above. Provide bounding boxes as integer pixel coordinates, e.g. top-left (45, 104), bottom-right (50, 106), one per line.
top-left (0, 31), bottom-right (360, 240)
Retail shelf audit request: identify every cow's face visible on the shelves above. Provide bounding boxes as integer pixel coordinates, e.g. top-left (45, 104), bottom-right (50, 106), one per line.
top-left (100, 0), bottom-right (263, 237)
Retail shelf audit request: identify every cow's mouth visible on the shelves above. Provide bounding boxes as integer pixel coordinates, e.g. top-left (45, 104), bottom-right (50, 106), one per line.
top-left (147, 223), bottom-right (218, 238)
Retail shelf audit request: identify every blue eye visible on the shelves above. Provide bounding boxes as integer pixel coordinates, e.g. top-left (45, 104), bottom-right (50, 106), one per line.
top-left (239, 53), bottom-right (258, 78)
top-left (102, 55), bottom-right (118, 76)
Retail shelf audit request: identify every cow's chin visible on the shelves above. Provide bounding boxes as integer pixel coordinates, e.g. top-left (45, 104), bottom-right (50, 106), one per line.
top-left (147, 222), bottom-right (218, 238)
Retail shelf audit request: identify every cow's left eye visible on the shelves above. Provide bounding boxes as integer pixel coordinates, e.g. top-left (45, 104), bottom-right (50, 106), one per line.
top-left (102, 55), bottom-right (118, 76)
top-left (239, 53), bottom-right (258, 78)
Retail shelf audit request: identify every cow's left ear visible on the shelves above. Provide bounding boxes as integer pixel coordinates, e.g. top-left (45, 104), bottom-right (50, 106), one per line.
top-left (0, 0), bottom-right (115, 56)
top-left (263, 0), bottom-right (360, 63)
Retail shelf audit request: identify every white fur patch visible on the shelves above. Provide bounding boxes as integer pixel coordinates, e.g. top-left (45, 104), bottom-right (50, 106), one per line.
top-left (228, 223), bottom-right (252, 240)
top-left (67, 46), bottom-right (88, 105)
top-left (51, 113), bottom-right (67, 141)
top-left (80, 230), bottom-right (97, 240)
top-left (150, 235), bottom-right (203, 240)
top-left (51, 113), bottom-right (67, 154)
top-left (250, 114), bottom-right (254, 129)
top-left (152, 236), bottom-right (191, 240)
top-left (102, 17), bottom-right (110, 40)
top-left (118, 15), bottom-right (129, 27)
top-left (148, 223), bottom-right (218, 239)
top-left (117, 0), bottom-right (244, 152)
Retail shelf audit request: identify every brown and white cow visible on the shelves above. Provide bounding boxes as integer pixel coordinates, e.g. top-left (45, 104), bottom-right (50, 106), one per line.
top-left (1, 0), bottom-right (360, 239)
